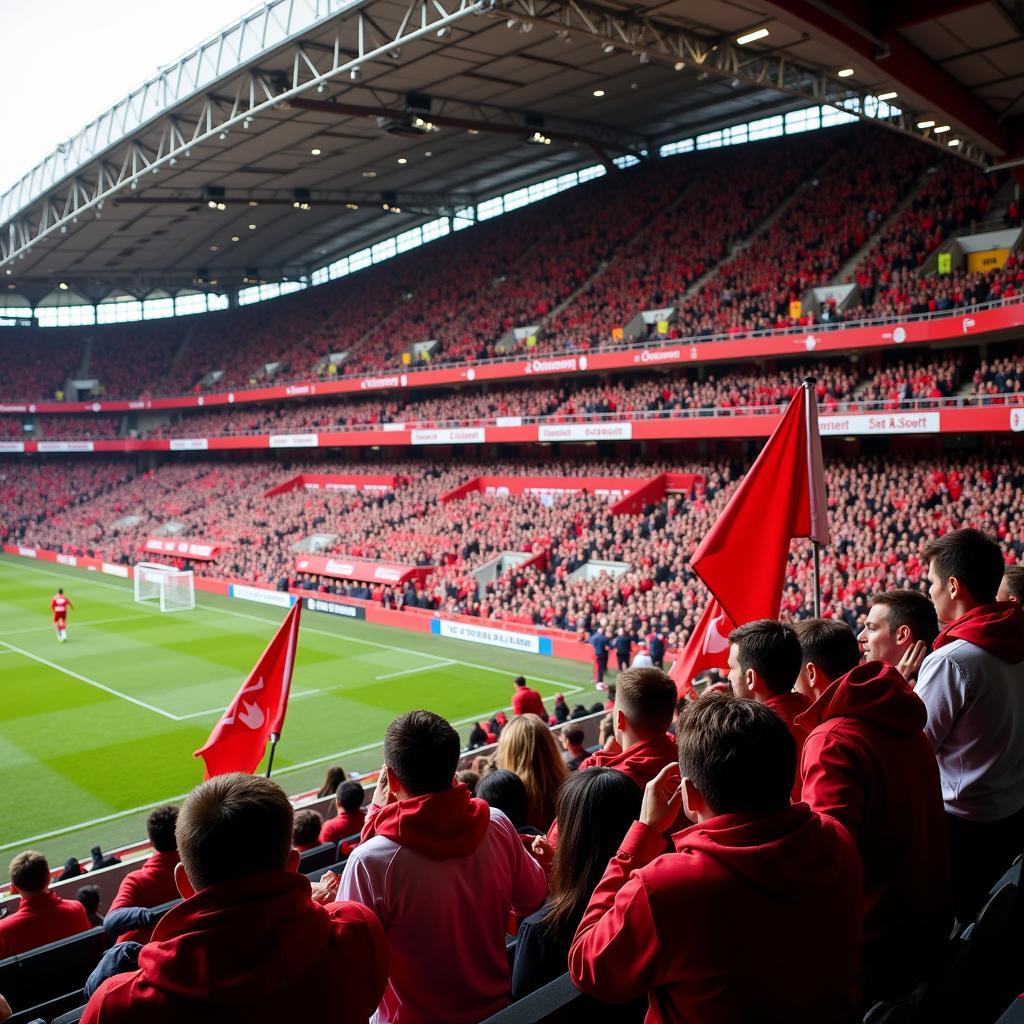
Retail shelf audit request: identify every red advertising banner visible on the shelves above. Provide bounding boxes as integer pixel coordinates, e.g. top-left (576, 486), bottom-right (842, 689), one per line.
top-left (143, 537), bottom-right (222, 561)
top-left (3, 300), bottom-right (1020, 416)
top-left (264, 472), bottom-right (400, 498)
top-left (293, 554), bottom-right (431, 585)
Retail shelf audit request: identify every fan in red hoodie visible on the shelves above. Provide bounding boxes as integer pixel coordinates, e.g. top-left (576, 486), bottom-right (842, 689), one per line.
top-left (319, 780), bottom-right (367, 848)
top-left (916, 529), bottom-right (1024, 920)
top-left (106, 806), bottom-right (181, 945)
top-left (725, 620), bottom-right (809, 801)
top-left (511, 676), bottom-right (547, 719)
top-left (547, 668), bottom-right (680, 849)
top-left (793, 619), bottom-right (952, 1000)
top-left (0, 850), bottom-right (91, 958)
top-left (570, 694), bottom-right (863, 1024)
top-left (330, 710), bottom-right (546, 1024)
top-left (82, 773), bottom-right (387, 1024)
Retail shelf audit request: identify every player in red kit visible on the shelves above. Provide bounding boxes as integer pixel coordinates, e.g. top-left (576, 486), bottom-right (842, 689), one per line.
top-left (51, 589), bottom-right (74, 642)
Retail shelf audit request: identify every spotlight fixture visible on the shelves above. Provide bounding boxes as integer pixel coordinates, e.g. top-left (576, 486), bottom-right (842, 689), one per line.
top-left (219, 130), bottom-right (228, 140)
top-left (601, 41), bottom-right (615, 53)
top-left (506, 16), bottom-right (518, 28)
top-left (311, 148), bottom-right (322, 155)
top-left (388, 48), bottom-right (402, 59)
top-left (837, 67), bottom-right (854, 78)
top-left (947, 139), bottom-right (961, 147)
top-left (397, 157), bottom-right (408, 164)
top-left (436, 25), bottom-right (452, 37)
top-left (292, 201), bottom-right (311, 210)
top-left (674, 61), bottom-right (685, 71)
top-left (363, 169), bottom-right (377, 177)
top-left (317, 82), bottom-right (326, 93)
top-left (877, 91), bottom-right (898, 100)
top-left (411, 115), bottom-right (438, 131)
top-left (593, 89), bottom-right (605, 97)
top-left (248, 200), bottom-right (259, 207)
top-left (933, 125), bottom-right (951, 134)
top-left (917, 119), bottom-right (935, 129)
top-left (637, 51), bottom-right (649, 64)
top-left (527, 130), bottom-right (552, 145)
top-left (350, 67), bottom-right (362, 81)
top-left (249, 223), bottom-right (256, 229)
top-left (292, 188), bottom-right (312, 211)
top-left (58, 282), bottom-right (69, 290)
top-left (345, 202), bottom-right (360, 210)
top-left (467, 128), bottom-right (479, 135)
top-left (243, 116), bottom-right (253, 128)
top-left (169, 157), bottom-right (177, 166)
top-left (130, 179), bottom-right (138, 190)
top-left (736, 27), bottom-right (769, 45)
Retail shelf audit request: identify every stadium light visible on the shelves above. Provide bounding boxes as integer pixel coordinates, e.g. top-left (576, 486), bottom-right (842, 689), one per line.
top-left (350, 67), bottom-right (362, 81)
top-left (593, 89), bottom-right (605, 97)
top-left (736, 27), bottom-right (769, 45)
top-left (311, 148), bottom-right (322, 155)
top-left (601, 42), bottom-right (615, 53)
top-left (917, 120), bottom-right (935, 129)
top-left (933, 125), bottom-right (951, 134)
top-left (877, 91), bottom-right (898, 100)
top-left (837, 68), bottom-right (854, 78)
top-left (674, 61), bottom-right (685, 71)
top-left (58, 282), bottom-right (68, 290)
top-left (397, 157), bottom-right (408, 164)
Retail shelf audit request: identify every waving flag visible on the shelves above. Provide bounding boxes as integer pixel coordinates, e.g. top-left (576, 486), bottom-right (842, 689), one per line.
top-left (671, 384), bottom-right (829, 694)
top-left (194, 600), bottom-right (301, 778)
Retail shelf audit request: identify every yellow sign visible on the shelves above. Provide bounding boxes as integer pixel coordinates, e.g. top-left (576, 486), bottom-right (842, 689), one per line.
top-left (612, 326), bottom-right (624, 341)
top-left (966, 249), bottom-right (1009, 273)
top-left (526, 335), bottom-right (537, 348)
top-left (402, 352), bottom-right (411, 365)
top-left (656, 320), bottom-right (669, 335)
top-left (937, 252), bottom-right (952, 274)
top-left (789, 300), bottom-right (802, 320)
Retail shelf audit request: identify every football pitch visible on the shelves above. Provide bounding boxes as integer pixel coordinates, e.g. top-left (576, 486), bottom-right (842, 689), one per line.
top-left (0, 555), bottom-right (595, 874)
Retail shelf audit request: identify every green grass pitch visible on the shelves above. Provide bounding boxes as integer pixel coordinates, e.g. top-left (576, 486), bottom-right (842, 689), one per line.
top-left (0, 555), bottom-right (597, 874)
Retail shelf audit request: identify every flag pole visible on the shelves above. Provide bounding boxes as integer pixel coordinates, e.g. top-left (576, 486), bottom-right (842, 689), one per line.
top-left (801, 377), bottom-right (823, 618)
top-left (265, 733), bottom-right (280, 779)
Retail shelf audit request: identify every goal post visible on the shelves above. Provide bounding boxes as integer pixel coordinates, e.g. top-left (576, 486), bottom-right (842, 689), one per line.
top-left (134, 562), bottom-right (196, 613)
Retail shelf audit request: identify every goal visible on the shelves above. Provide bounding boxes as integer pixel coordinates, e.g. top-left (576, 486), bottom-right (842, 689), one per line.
top-left (134, 562), bottom-right (196, 613)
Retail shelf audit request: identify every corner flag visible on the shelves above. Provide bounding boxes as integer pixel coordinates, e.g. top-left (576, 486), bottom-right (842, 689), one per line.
top-left (194, 600), bottom-right (302, 778)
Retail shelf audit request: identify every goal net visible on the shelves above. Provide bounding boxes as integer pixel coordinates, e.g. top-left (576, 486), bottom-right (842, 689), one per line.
top-left (134, 562), bottom-right (195, 613)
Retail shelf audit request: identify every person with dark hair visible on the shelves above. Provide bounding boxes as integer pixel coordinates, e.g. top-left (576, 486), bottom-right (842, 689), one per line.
top-left (466, 722), bottom-right (491, 749)
top-left (59, 857), bottom-right (83, 881)
top-left (316, 764), bottom-right (348, 798)
top-left (916, 528), bottom-right (1024, 920)
top-left (613, 627), bottom-right (632, 671)
top-left (794, 618), bottom-right (951, 999)
top-left (108, 805), bottom-right (181, 944)
top-left (511, 676), bottom-right (547, 719)
top-left (76, 885), bottom-right (104, 927)
top-left (858, 589), bottom-right (939, 679)
top-left (588, 626), bottom-right (610, 685)
top-left (560, 726), bottom-right (588, 771)
top-left (319, 781), bottom-right (366, 845)
top-left (91, 846), bottom-right (121, 870)
top-left (293, 809), bottom-right (324, 852)
top-left (477, 769), bottom-right (539, 836)
top-left (727, 619), bottom-right (807, 797)
top-left (997, 564), bottom-right (1024, 603)
top-left (569, 695), bottom-right (862, 1022)
top-left (0, 851), bottom-right (91, 957)
top-left (82, 774), bottom-right (387, 1024)
top-left (569, 704), bottom-right (589, 720)
top-left (333, 710), bottom-right (546, 1024)
top-left (512, 768), bottom-right (642, 998)
top-left (552, 694), bottom-right (570, 724)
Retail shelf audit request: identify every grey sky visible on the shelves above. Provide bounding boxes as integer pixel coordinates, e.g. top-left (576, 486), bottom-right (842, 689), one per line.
top-left (0, 0), bottom-right (260, 194)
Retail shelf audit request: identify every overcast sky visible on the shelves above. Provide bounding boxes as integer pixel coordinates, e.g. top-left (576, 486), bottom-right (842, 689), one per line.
top-left (0, 0), bottom-right (260, 194)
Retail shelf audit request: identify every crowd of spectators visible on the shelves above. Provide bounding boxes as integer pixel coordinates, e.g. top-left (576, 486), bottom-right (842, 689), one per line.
top-left (973, 354), bottom-right (1024, 402)
top-left (35, 416), bottom-right (122, 440)
top-left (3, 125), bottom-right (1020, 408)
top-left (6, 451), bottom-right (1023, 663)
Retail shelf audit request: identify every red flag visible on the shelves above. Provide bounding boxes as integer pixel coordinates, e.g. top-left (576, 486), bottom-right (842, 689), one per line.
top-left (669, 597), bottom-right (734, 697)
top-left (194, 600), bottom-right (302, 779)
top-left (690, 385), bottom-right (829, 628)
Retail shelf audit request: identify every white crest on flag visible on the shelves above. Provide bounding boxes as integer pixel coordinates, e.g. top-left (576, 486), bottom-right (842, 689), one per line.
top-left (702, 613), bottom-right (730, 655)
top-left (239, 701), bottom-right (265, 730)
top-left (223, 676), bottom-right (264, 726)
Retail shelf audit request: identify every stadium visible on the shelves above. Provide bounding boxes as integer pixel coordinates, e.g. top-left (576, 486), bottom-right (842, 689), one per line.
top-left (1, 0), bottom-right (1023, 1019)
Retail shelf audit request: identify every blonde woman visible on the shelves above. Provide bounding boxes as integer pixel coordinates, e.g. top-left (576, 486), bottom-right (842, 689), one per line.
top-left (495, 714), bottom-right (569, 831)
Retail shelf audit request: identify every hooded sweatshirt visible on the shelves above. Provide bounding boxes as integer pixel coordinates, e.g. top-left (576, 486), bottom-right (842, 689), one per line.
top-left (568, 804), bottom-right (863, 1024)
top-left (796, 662), bottom-right (952, 995)
top-left (576, 733), bottom-right (679, 789)
top-left (764, 689), bottom-right (811, 801)
top-left (916, 601), bottom-right (1024, 821)
top-left (107, 850), bottom-right (181, 944)
top-left (339, 784), bottom-right (546, 1024)
top-left (81, 871), bottom-right (387, 1024)
top-left (0, 889), bottom-right (91, 958)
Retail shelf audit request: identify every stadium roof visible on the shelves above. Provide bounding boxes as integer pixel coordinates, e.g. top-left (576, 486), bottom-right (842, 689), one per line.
top-left (3, 0), bottom-right (1021, 305)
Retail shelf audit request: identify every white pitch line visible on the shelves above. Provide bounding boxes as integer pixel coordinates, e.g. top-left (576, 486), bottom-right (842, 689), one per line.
top-left (0, 641), bottom-right (180, 721)
top-left (376, 659), bottom-right (456, 681)
top-left (1, 614), bottom-right (148, 638)
top-left (1, 560), bottom-right (586, 695)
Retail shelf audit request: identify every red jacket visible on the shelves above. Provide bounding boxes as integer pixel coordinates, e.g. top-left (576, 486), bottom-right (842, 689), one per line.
top-left (108, 850), bottom-right (181, 944)
top-left (511, 687), bottom-right (547, 718)
top-left (82, 871), bottom-right (387, 1024)
top-left (796, 662), bottom-right (952, 995)
top-left (569, 805), bottom-right (863, 1023)
top-left (764, 689), bottom-right (811, 801)
top-left (0, 890), bottom-right (92, 958)
top-left (319, 808), bottom-right (366, 846)
top-left (576, 733), bottom-right (678, 790)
